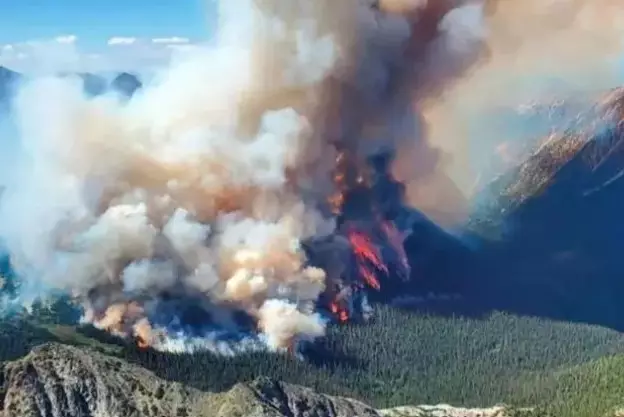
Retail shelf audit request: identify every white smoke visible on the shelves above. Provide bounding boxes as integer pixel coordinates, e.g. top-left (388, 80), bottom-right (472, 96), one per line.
top-left (0, 0), bottom-right (492, 352)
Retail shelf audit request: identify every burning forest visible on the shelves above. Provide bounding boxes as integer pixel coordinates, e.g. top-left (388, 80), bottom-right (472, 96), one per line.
top-left (0, 0), bottom-right (623, 356)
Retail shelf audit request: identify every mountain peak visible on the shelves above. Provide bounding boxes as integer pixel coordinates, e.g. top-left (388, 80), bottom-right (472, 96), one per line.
top-left (111, 72), bottom-right (142, 97)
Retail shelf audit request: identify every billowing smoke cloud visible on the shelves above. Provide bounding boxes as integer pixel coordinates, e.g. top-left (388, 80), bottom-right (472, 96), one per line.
top-left (2, 0), bottom-right (611, 353)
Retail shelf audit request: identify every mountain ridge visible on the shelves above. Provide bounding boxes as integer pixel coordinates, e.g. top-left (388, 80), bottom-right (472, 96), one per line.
top-left (0, 66), bottom-right (143, 100)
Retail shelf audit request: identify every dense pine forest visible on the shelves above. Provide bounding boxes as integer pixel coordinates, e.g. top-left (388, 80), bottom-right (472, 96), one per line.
top-left (2, 299), bottom-right (624, 417)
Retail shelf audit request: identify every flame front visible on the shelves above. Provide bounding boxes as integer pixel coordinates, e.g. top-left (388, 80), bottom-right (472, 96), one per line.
top-left (346, 228), bottom-right (384, 291)
top-left (325, 147), bottom-right (412, 322)
top-left (136, 336), bottom-right (149, 350)
top-left (330, 301), bottom-right (350, 323)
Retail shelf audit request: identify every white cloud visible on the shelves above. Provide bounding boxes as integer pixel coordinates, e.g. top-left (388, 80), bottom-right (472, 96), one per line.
top-left (152, 37), bottom-right (190, 45)
top-left (0, 35), bottom-right (201, 74)
top-left (55, 35), bottom-right (77, 44)
top-left (166, 44), bottom-right (199, 52)
top-left (108, 37), bottom-right (137, 46)
top-left (0, 37), bottom-right (81, 73)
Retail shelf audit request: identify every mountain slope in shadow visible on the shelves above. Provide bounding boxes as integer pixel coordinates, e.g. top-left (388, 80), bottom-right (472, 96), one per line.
top-left (454, 88), bottom-right (624, 330)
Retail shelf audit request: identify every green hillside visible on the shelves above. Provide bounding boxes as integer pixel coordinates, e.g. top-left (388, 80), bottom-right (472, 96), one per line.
top-left (3, 303), bottom-right (624, 416)
top-left (511, 354), bottom-right (624, 417)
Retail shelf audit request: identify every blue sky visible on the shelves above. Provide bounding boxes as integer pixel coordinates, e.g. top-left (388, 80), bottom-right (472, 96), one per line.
top-left (0, 0), bottom-right (217, 71)
top-left (0, 0), bottom-right (214, 45)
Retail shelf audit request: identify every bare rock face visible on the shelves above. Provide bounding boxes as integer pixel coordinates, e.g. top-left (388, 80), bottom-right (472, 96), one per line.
top-left (379, 405), bottom-right (515, 417)
top-left (0, 343), bottom-right (202, 417)
top-left (243, 377), bottom-right (380, 417)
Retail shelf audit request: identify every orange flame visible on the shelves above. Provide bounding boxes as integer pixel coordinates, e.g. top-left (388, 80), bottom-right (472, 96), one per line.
top-left (347, 229), bottom-right (386, 291)
top-left (328, 151), bottom-right (350, 215)
top-left (326, 146), bottom-right (411, 323)
top-left (330, 301), bottom-right (350, 323)
top-left (328, 192), bottom-right (345, 215)
top-left (136, 335), bottom-right (149, 350)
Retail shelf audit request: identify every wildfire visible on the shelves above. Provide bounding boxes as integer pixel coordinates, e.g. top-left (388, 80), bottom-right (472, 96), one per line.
top-left (328, 151), bottom-right (350, 215)
top-left (324, 146), bottom-right (413, 324)
top-left (136, 335), bottom-right (149, 350)
top-left (347, 229), bottom-right (385, 290)
top-left (330, 301), bottom-right (350, 323)
top-left (328, 192), bottom-right (345, 215)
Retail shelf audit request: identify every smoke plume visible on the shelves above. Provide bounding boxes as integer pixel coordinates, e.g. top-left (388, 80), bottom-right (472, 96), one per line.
top-left (422, 0), bottom-right (624, 202)
top-left (1, 0), bottom-right (617, 353)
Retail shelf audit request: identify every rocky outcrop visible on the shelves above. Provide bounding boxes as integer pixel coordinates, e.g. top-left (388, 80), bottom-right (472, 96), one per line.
top-left (0, 343), bottom-right (201, 417)
top-left (0, 343), bottom-right (519, 417)
top-left (243, 377), bottom-right (379, 417)
top-left (379, 405), bottom-right (514, 417)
